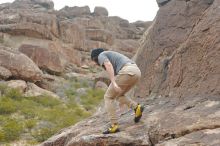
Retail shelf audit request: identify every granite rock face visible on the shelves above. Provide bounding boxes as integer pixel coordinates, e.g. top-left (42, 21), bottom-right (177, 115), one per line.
top-left (0, 46), bottom-right (43, 82)
top-left (42, 95), bottom-right (220, 146)
top-left (135, 0), bottom-right (219, 99)
top-left (41, 0), bottom-right (220, 146)
top-left (18, 44), bottom-right (64, 75)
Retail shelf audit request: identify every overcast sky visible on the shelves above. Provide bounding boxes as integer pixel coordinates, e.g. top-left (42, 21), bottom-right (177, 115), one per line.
top-left (0, 0), bottom-right (159, 22)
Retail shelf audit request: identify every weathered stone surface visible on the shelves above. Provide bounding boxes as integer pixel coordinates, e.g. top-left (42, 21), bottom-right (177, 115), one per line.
top-left (9, 0), bottom-right (54, 10)
top-left (57, 6), bottom-right (91, 19)
top-left (0, 46), bottom-right (43, 82)
top-left (93, 7), bottom-right (108, 16)
top-left (42, 95), bottom-right (220, 146)
top-left (19, 44), bottom-right (64, 75)
top-left (157, 128), bottom-right (220, 146)
top-left (41, 0), bottom-right (220, 146)
top-left (70, 17), bottom-right (104, 29)
top-left (84, 40), bottom-right (110, 52)
top-left (0, 0), bottom-right (58, 39)
top-left (135, 0), bottom-right (220, 98)
top-left (0, 0), bottom-right (150, 71)
top-left (95, 81), bottom-right (108, 90)
top-left (156, 0), bottom-right (171, 7)
top-left (112, 39), bottom-right (139, 57)
top-left (85, 29), bottom-right (114, 45)
top-left (31, 0), bottom-right (54, 10)
top-left (25, 82), bottom-right (59, 98)
top-left (7, 80), bottom-right (27, 93)
top-left (0, 66), bottom-right (12, 79)
top-left (59, 20), bottom-right (85, 47)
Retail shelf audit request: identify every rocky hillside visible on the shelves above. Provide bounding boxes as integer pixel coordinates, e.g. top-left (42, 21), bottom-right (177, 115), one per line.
top-left (0, 0), bottom-right (151, 145)
top-left (42, 0), bottom-right (220, 146)
top-left (0, 0), bottom-right (150, 77)
top-left (136, 0), bottom-right (219, 98)
top-left (0, 0), bottom-right (150, 101)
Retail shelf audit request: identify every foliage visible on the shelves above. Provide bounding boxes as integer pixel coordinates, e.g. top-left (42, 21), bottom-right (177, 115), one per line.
top-left (0, 98), bottom-right (17, 114)
top-left (1, 119), bottom-right (23, 142)
top-left (0, 79), bottom-right (104, 144)
top-left (5, 88), bottom-right (23, 100)
top-left (0, 83), bottom-right (7, 95)
top-left (80, 89), bottom-right (104, 111)
top-left (0, 38), bottom-right (3, 43)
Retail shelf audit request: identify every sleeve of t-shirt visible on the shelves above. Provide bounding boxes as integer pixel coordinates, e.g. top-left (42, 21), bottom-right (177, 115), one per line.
top-left (98, 53), bottom-right (109, 66)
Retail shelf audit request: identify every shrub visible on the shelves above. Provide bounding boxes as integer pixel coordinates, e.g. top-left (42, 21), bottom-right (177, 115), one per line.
top-left (25, 119), bottom-right (37, 130)
top-left (80, 89), bottom-right (104, 111)
top-left (31, 127), bottom-right (56, 142)
top-left (0, 38), bottom-right (3, 43)
top-left (2, 119), bottom-right (23, 142)
top-left (19, 99), bottom-right (39, 118)
top-left (0, 130), bottom-right (5, 142)
top-left (0, 78), bottom-right (104, 144)
top-left (5, 88), bottom-right (23, 100)
top-left (0, 98), bottom-right (17, 114)
top-left (29, 95), bottom-right (60, 107)
top-left (0, 83), bottom-right (7, 95)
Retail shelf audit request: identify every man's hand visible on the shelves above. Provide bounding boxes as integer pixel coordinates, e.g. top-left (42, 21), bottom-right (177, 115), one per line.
top-left (112, 81), bottom-right (122, 93)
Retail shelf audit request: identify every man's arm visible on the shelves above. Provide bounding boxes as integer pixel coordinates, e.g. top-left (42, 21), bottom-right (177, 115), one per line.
top-left (104, 61), bottom-right (121, 93)
top-left (103, 61), bottom-right (115, 83)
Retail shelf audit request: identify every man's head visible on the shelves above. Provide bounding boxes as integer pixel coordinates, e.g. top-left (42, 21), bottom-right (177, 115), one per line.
top-left (91, 48), bottom-right (104, 64)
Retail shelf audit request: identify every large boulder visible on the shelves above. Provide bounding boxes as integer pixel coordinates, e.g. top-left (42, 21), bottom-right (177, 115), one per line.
top-left (70, 17), bottom-right (104, 29)
top-left (7, 80), bottom-right (27, 93)
top-left (85, 29), bottom-right (114, 45)
top-left (0, 0), bottom-right (58, 40)
top-left (59, 20), bottom-right (85, 47)
top-left (11, 0), bottom-right (54, 10)
top-left (93, 7), bottom-right (108, 16)
top-left (19, 44), bottom-right (64, 75)
top-left (0, 66), bottom-right (12, 79)
top-left (25, 82), bottom-right (59, 98)
top-left (57, 6), bottom-right (91, 19)
top-left (135, 0), bottom-right (219, 98)
top-left (0, 46), bottom-right (43, 82)
top-left (32, 0), bottom-right (54, 10)
top-left (41, 95), bottom-right (220, 146)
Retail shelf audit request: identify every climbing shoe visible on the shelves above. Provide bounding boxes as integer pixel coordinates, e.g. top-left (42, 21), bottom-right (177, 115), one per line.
top-left (134, 104), bottom-right (144, 123)
top-left (103, 123), bottom-right (120, 134)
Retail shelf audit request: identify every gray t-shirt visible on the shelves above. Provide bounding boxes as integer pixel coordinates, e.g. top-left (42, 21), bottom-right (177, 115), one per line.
top-left (98, 51), bottom-right (135, 75)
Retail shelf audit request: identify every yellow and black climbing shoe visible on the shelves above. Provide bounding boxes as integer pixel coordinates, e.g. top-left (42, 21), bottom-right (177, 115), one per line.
top-left (103, 123), bottom-right (120, 134)
top-left (134, 104), bottom-right (144, 123)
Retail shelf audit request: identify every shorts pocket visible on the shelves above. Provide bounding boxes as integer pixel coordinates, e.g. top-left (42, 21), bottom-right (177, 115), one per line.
top-left (127, 72), bottom-right (135, 76)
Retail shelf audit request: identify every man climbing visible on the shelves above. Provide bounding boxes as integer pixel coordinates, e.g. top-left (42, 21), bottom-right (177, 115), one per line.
top-left (91, 48), bottom-right (144, 134)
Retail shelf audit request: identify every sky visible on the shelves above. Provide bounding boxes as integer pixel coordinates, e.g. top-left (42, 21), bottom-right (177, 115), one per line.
top-left (0, 0), bottom-right (159, 22)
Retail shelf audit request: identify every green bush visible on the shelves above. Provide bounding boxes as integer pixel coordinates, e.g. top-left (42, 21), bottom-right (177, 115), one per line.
top-left (18, 99), bottom-right (39, 118)
top-left (0, 130), bottom-right (5, 142)
top-left (0, 83), bottom-right (7, 95)
top-left (31, 127), bottom-right (56, 142)
top-left (5, 88), bottom-right (23, 100)
top-left (25, 119), bottom-right (37, 130)
top-left (0, 38), bottom-right (3, 43)
top-left (0, 98), bottom-right (17, 114)
top-left (80, 89), bottom-right (104, 111)
top-left (2, 119), bottom-right (23, 142)
top-left (0, 78), bottom-right (104, 144)
top-left (28, 95), bottom-right (60, 107)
